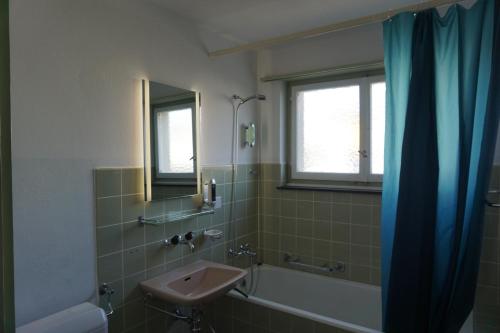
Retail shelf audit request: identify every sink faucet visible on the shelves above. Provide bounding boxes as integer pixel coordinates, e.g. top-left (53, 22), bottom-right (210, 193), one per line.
top-left (180, 232), bottom-right (195, 252)
top-left (228, 243), bottom-right (257, 258)
top-left (163, 232), bottom-right (196, 252)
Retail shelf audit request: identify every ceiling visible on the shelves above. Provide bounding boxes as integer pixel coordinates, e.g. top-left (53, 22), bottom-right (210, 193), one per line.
top-left (150, 0), bottom-right (437, 49)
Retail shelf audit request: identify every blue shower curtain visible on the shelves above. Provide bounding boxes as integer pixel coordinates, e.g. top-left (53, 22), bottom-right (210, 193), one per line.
top-left (382, 1), bottom-right (500, 332)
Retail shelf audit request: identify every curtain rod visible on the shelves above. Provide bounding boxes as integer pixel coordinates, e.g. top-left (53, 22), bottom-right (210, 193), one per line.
top-left (260, 61), bottom-right (385, 82)
top-left (208, 0), bottom-right (463, 58)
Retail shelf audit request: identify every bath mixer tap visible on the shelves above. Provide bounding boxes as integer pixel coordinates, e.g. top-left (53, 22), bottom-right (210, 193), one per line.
top-left (228, 243), bottom-right (256, 257)
top-left (240, 243), bottom-right (257, 257)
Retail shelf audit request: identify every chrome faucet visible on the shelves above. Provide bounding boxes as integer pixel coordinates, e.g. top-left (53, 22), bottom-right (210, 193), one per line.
top-left (180, 232), bottom-right (195, 252)
top-left (163, 232), bottom-right (196, 252)
top-left (228, 243), bottom-right (257, 258)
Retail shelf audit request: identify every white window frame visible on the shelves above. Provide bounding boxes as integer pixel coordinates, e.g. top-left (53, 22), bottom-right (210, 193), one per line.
top-left (152, 101), bottom-right (197, 180)
top-left (290, 75), bottom-right (384, 183)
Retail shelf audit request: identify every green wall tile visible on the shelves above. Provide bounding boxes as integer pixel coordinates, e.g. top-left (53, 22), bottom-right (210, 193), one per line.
top-left (108, 307), bottom-right (123, 333)
top-left (296, 220), bottom-right (313, 237)
top-left (123, 299), bottom-right (146, 330)
top-left (95, 169), bottom-right (121, 198)
top-left (314, 191), bottom-right (332, 202)
top-left (281, 190), bottom-right (297, 200)
top-left (262, 215), bottom-right (279, 233)
top-left (332, 223), bottom-right (349, 243)
top-left (313, 240), bottom-right (330, 260)
top-left (124, 246), bottom-right (145, 276)
top-left (296, 238), bottom-right (313, 257)
top-left (350, 264), bottom-right (371, 284)
top-left (122, 168), bottom-right (144, 195)
top-left (297, 191), bottom-right (314, 201)
top-left (351, 225), bottom-right (370, 245)
top-left (123, 271), bottom-right (146, 303)
top-left (332, 203), bottom-right (350, 223)
top-left (145, 243), bottom-right (165, 269)
top-left (314, 202), bottom-right (331, 221)
top-left (96, 197), bottom-right (121, 226)
top-left (280, 217), bottom-right (297, 235)
top-left (145, 224), bottom-right (164, 243)
top-left (313, 221), bottom-right (331, 241)
top-left (351, 193), bottom-right (375, 205)
top-left (351, 205), bottom-right (372, 225)
top-left (331, 242), bottom-right (349, 262)
top-left (350, 245), bottom-right (370, 266)
top-left (122, 194), bottom-right (145, 223)
top-left (281, 200), bottom-right (297, 218)
top-left (332, 192), bottom-right (351, 203)
top-left (97, 252), bottom-right (123, 283)
top-left (97, 225), bottom-right (123, 256)
top-left (297, 201), bottom-right (313, 219)
top-left (280, 235), bottom-right (296, 253)
top-left (123, 222), bottom-right (145, 249)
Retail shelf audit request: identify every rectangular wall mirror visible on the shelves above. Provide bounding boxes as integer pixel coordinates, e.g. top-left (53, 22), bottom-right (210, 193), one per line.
top-left (142, 80), bottom-right (200, 201)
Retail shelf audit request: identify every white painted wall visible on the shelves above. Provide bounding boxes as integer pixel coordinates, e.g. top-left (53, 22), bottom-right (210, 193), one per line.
top-left (258, 22), bottom-right (500, 164)
top-left (10, 0), bottom-right (257, 326)
top-left (258, 23), bottom-right (384, 164)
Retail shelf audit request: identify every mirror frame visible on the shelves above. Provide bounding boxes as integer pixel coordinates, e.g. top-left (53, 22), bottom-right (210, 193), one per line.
top-left (141, 79), bottom-right (201, 202)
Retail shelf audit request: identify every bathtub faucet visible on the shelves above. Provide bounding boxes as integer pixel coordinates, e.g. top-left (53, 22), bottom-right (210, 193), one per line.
top-left (228, 243), bottom-right (257, 258)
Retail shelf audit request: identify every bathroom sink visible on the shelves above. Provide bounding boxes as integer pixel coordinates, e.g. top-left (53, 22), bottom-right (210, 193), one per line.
top-left (140, 260), bottom-right (247, 305)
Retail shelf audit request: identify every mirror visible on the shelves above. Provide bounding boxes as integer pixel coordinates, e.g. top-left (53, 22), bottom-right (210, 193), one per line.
top-left (142, 80), bottom-right (200, 201)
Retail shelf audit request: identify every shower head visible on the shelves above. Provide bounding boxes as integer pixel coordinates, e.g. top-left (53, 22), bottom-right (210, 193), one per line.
top-left (232, 94), bottom-right (267, 105)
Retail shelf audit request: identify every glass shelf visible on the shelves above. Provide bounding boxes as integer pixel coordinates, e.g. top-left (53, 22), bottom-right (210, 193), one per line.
top-left (138, 207), bottom-right (214, 225)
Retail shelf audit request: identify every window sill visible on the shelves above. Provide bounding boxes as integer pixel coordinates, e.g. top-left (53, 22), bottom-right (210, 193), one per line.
top-left (278, 183), bottom-right (382, 194)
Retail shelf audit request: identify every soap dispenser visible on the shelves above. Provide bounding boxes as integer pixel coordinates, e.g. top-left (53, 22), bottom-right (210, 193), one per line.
top-left (204, 178), bottom-right (216, 206)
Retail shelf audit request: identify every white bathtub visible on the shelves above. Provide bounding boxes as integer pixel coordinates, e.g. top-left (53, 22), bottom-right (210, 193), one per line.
top-left (229, 264), bottom-right (473, 333)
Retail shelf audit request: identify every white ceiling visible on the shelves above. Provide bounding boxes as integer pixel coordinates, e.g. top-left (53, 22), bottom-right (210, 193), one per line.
top-left (150, 0), bottom-right (432, 48)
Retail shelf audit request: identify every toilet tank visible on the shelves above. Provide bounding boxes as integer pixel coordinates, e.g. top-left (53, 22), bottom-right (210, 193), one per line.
top-left (17, 302), bottom-right (107, 333)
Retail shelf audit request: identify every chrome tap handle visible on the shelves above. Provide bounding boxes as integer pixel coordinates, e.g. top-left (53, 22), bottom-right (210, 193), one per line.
top-left (246, 250), bottom-right (257, 257)
top-left (170, 235), bottom-right (180, 245)
top-left (98, 283), bottom-right (115, 316)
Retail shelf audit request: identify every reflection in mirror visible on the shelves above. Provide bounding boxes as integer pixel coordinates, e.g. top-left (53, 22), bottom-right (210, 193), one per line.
top-left (142, 80), bottom-right (199, 201)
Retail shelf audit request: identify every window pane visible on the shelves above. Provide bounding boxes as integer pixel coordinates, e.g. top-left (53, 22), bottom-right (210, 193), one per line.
top-left (371, 82), bottom-right (385, 175)
top-left (296, 85), bottom-right (360, 174)
top-left (157, 107), bottom-right (194, 173)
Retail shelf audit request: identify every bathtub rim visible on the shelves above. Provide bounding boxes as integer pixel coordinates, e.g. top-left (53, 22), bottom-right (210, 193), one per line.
top-left (228, 264), bottom-right (381, 333)
top-left (228, 264), bottom-right (473, 333)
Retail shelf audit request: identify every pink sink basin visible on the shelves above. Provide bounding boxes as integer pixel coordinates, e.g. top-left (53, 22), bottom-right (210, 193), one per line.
top-left (140, 260), bottom-right (247, 306)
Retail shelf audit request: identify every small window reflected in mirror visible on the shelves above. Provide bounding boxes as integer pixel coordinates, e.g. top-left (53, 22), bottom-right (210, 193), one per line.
top-left (143, 80), bottom-right (199, 201)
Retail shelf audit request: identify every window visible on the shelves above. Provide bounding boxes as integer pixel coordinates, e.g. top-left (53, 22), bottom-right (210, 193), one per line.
top-left (153, 102), bottom-right (196, 179)
top-left (290, 76), bottom-right (385, 183)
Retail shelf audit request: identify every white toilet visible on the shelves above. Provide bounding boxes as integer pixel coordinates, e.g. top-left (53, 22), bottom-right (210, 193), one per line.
top-left (16, 302), bottom-right (107, 333)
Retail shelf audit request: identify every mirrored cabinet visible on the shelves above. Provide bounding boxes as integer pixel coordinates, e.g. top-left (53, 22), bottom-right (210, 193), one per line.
top-left (142, 80), bottom-right (200, 202)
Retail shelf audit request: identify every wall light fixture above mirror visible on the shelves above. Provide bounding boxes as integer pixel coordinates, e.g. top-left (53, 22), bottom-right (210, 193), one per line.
top-left (142, 80), bottom-right (200, 202)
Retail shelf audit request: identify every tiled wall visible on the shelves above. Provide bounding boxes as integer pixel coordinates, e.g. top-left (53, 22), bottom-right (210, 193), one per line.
top-left (258, 164), bottom-right (381, 285)
top-left (95, 163), bottom-right (500, 333)
top-left (94, 165), bottom-right (258, 333)
top-left (258, 163), bottom-right (500, 332)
